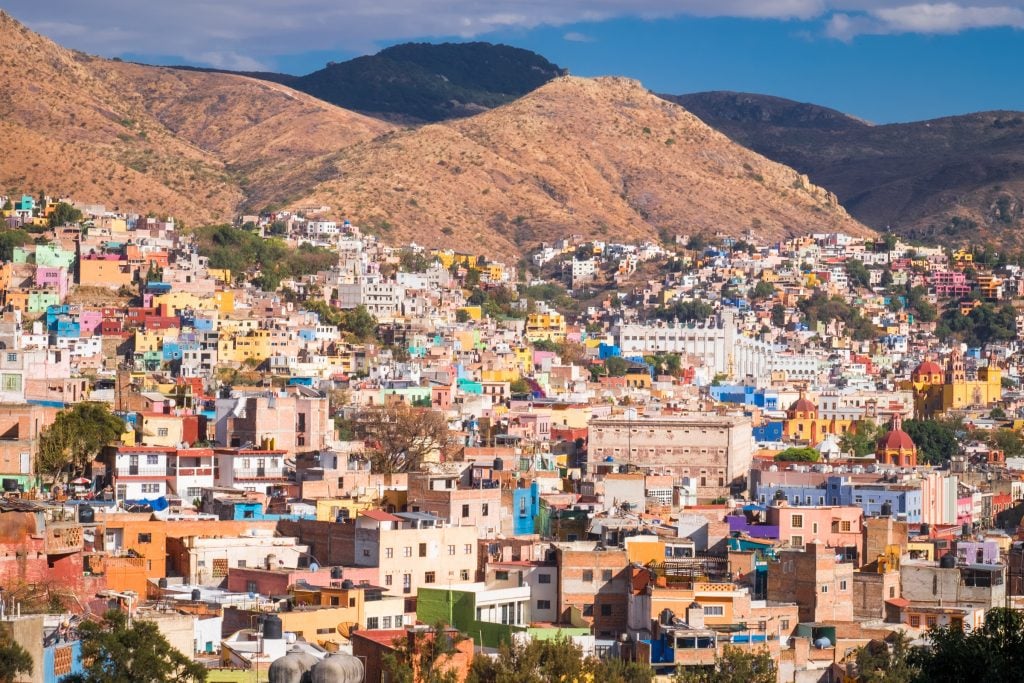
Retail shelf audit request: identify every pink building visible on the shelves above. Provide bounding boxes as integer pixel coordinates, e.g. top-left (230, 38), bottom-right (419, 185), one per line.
top-left (767, 501), bottom-right (864, 564)
top-left (929, 271), bottom-right (971, 298)
top-left (35, 266), bottom-right (69, 297)
top-left (79, 309), bottom-right (103, 336)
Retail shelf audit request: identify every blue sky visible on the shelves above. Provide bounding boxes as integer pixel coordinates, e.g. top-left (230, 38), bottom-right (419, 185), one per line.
top-left (8, 1), bottom-right (1024, 123)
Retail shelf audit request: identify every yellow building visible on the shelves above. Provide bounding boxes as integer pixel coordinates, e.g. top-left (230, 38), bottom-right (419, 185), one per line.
top-left (525, 312), bottom-right (566, 343)
top-left (781, 392), bottom-right (852, 444)
top-left (910, 350), bottom-right (1002, 418)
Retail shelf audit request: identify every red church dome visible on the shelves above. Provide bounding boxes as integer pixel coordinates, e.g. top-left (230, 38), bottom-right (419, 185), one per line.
top-left (913, 360), bottom-right (942, 379)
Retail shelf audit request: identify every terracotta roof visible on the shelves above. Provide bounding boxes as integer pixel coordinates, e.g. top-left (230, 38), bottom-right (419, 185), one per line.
top-left (913, 360), bottom-right (943, 377)
top-left (359, 509), bottom-right (403, 522)
top-left (789, 396), bottom-right (817, 413)
top-left (881, 428), bottom-right (916, 451)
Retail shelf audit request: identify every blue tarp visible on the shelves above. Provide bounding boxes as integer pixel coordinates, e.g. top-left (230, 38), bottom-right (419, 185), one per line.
top-left (125, 496), bottom-right (169, 511)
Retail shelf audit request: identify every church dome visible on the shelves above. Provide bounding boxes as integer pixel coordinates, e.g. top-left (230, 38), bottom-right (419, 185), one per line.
top-left (913, 360), bottom-right (942, 379)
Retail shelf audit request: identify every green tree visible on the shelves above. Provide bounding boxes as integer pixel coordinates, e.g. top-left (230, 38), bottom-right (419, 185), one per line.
top-left (384, 622), bottom-right (465, 683)
top-left (771, 303), bottom-right (786, 328)
top-left (48, 202), bottom-right (83, 228)
top-left (61, 610), bottom-right (206, 683)
top-left (853, 633), bottom-right (918, 683)
top-left (902, 419), bottom-right (959, 465)
top-left (673, 646), bottom-right (776, 683)
top-left (603, 356), bottom-right (632, 377)
top-left (774, 447), bottom-right (819, 463)
top-left (455, 309), bottom-right (471, 323)
top-left (846, 258), bottom-right (872, 289)
top-left (0, 228), bottom-right (31, 260)
top-left (37, 402), bottom-right (125, 485)
top-left (839, 421), bottom-right (882, 458)
top-left (468, 634), bottom-right (653, 683)
top-left (751, 280), bottom-right (775, 301)
top-left (910, 607), bottom-right (1024, 682)
top-left (991, 428), bottom-right (1024, 457)
top-left (0, 639), bottom-right (33, 683)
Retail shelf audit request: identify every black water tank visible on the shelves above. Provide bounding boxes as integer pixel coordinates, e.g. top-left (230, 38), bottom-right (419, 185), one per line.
top-left (77, 505), bottom-right (95, 524)
top-left (940, 554), bottom-right (957, 569)
top-left (158, 578), bottom-right (168, 589)
top-left (330, 567), bottom-right (343, 580)
top-left (341, 579), bottom-right (355, 589)
top-left (659, 608), bottom-right (675, 625)
top-left (493, 457), bottom-right (503, 471)
top-left (191, 589), bottom-right (202, 602)
top-left (880, 501), bottom-right (893, 517)
top-left (262, 614), bottom-right (283, 640)
top-left (920, 523), bottom-right (931, 537)
top-left (1, 478), bottom-right (18, 492)
top-left (962, 523), bottom-right (971, 538)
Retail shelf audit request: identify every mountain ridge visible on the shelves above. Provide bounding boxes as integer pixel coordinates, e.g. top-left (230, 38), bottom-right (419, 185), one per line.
top-left (671, 90), bottom-right (1024, 243)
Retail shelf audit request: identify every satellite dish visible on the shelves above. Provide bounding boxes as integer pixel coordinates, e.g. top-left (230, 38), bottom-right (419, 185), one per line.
top-left (308, 562), bottom-right (320, 572)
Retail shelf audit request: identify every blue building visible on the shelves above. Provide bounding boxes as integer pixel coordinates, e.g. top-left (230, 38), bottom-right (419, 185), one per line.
top-left (708, 384), bottom-right (779, 410)
top-left (752, 422), bottom-right (784, 443)
top-left (511, 481), bottom-right (540, 535)
top-left (755, 475), bottom-right (922, 522)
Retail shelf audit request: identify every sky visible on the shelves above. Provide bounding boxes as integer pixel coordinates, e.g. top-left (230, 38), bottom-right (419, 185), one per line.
top-left (5, 1), bottom-right (1023, 123)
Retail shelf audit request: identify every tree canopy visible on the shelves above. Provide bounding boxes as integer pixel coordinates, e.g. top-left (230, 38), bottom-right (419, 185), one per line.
top-left (384, 622), bottom-right (466, 683)
top-left (909, 607), bottom-right (1024, 682)
top-left (48, 202), bottom-right (83, 228)
top-left (673, 646), bottom-right (776, 683)
top-left (902, 419), bottom-right (959, 465)
top-left (193, 224), bottom-right (336, 290)
top-left (61, 610), bottom-right (206, 683)
top-left (468, 634), bottom-right (653, 683)
top-left (354, 404), bottom-right (459, 473)
top-left (774, 447), bottom-right (820, 463)
top-left (37, 402), bottom-right (125, 485)
top-left (0, 639), bottom-right (32, 683)
top-left (839, 421), bottom-right (883, 458)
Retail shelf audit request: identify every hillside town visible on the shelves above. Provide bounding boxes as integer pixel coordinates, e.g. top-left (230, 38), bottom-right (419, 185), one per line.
top-left (4, 192), bottom-right (1024, 682)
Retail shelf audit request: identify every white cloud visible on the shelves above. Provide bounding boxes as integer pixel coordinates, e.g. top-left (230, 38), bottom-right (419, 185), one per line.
top-left (4, 1), bottom-right (1024, 67)
top-left (563, 31), bottom-right (595, 41)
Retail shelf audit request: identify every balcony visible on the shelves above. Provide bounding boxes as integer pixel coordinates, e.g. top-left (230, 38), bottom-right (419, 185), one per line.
top-left (119, 466), bottom-right (168, 478)
top-left (172, 467), bottom-right (214, 477)
top-left (45, 522), bottom-right (84, 555)
top-left (233, 468), bottom-right (287, 480)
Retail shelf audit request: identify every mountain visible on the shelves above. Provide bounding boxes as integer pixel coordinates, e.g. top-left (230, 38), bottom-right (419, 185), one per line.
top-left (0, 11), bottom-right (393, 223)
top-left (669, 91), bottom-right (1024, 244)
top-left (174, 42), bottom-right (567, 123)
top-left (292, 76), bottom-right (872, 255)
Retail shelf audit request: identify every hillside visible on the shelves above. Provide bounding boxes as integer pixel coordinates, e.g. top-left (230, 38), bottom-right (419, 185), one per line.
top-left (0, 11), bottom-right (393, 222)
top-left (294, 77), bottom-right (872, 255)
top-left (670, 91), bottom-right (1024, 244)
top-left (175, 42), bottom-right (567, 123)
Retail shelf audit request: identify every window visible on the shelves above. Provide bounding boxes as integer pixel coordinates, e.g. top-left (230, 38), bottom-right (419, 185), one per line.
top-left (703, 605), bottom-right (724, 616)
top-left (425, 571), bottom-right (436, 584)
top-left (841, 520), bottom-right (852, 532)
top-left (889, 587), bottom-right (896, 598)
top-left (367, 617), bottom-right (379, 629)
top-left (909, 615), bottom-right (921, 628)
top-left (791, 536), bottom-right (803, 548)
top-left (537, 600), bottom-right (551, 610)
top-left (419, 543), bottom-right (427, 557)
top-left (461, 570), bottom-right (470, 581)
top-left (385, 547), bottom-right (394, 559)
top-left (137, 533), bottom-right (152, 543)
top-left (146, 454), bottom-right (159, 465)
top-left (403, 546), bottom-right (412, 558)
top-left (821, 584), bottom-right (829, 593)
top-left (385, 575), bottom-right (393, 586)
top-left (246, 581), bottom-right (257, 594)
top-left (330, 597), bottom-right (340, 606)
top-left (582, 570), bottom-right (594, 582)
top-left (602, 569), bottom-right (613, 581)
top-left (157, 428), bottom-right (169, 437)
top-left (780, 619), bottom-right (790, 630)
top-left (465, 544), bottom-right (473, 554)
top-left (600, 604), bottom-right (612, 616)
top-left (791, 514), bottom-right (804, 529)
top-left (538, 573), bottom-right (551, 584)
top-left (316, 627), bottom-right (334, 634)
top-left (496, 571), bottom-right (509, 580)
top-left (382, 617), bottom-right (392, 629)
top-left (363, 549), bottom-right (371, 557)
top-left (448, 545), bottom-right (455, 556)
top-left (840, 580), bottom-right (848, 591)
top-left (462, 504), bottom-right (470, 517)
top-left (582, 604), bottom-right (594, 617)
top-left (6, 353), bottom-right (16, 362)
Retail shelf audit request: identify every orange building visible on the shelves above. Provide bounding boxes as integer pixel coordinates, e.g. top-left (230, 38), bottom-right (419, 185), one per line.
top-left (876, 414), bottom-right (917, 467)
